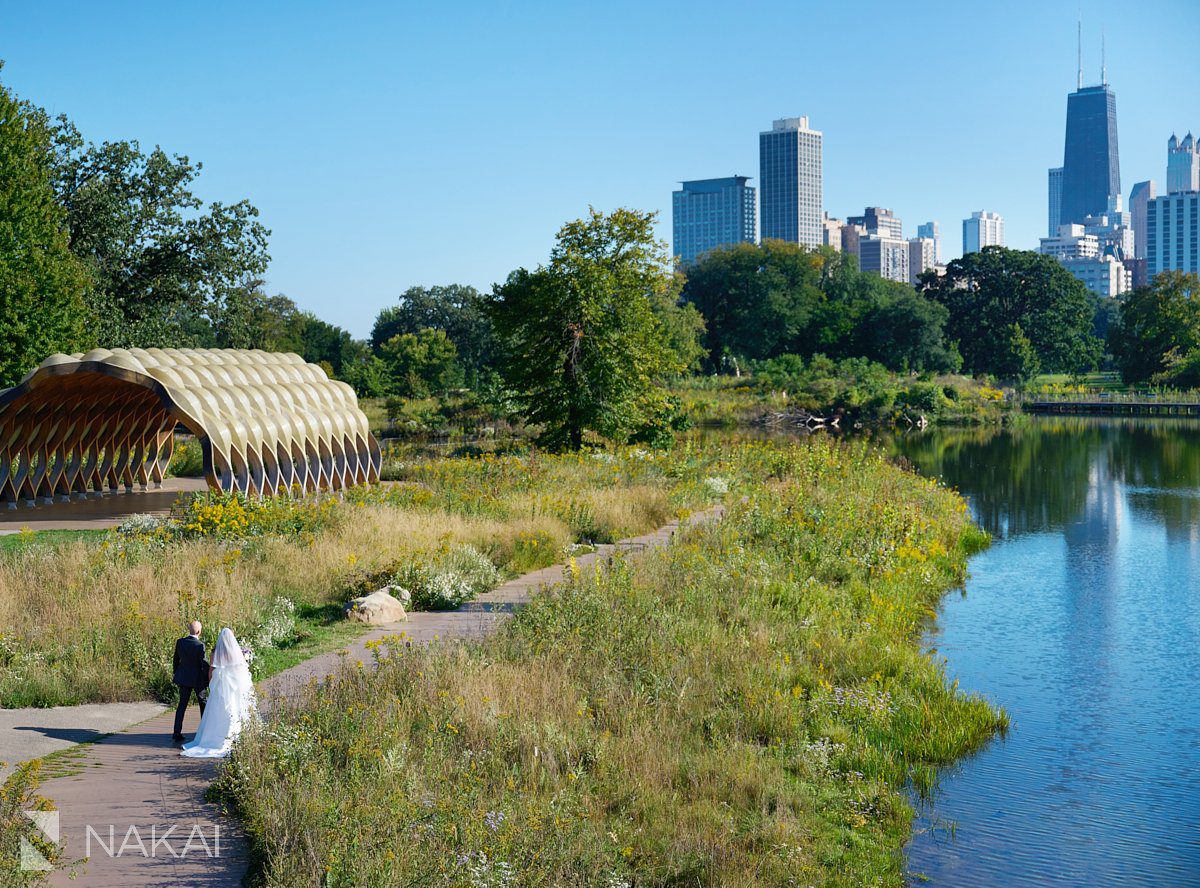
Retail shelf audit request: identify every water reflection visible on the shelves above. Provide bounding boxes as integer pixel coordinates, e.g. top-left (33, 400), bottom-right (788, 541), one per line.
top-left (884, 417), bottom-right (1200, 887)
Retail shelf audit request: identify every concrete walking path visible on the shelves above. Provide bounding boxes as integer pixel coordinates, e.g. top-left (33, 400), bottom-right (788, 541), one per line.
top-left (0, 478), bottom-right (207, 534)
top-left (39, 506), bottom-right (725, 886)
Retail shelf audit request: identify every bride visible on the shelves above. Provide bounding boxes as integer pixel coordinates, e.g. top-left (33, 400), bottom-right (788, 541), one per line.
top-left (181, 627), bottom-right (257, 759)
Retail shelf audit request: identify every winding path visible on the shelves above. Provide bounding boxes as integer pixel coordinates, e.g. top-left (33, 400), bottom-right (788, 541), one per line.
top-left (38, 506), bottom-right (725, 887)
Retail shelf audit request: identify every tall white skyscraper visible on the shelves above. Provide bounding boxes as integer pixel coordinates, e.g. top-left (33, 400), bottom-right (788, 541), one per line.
top-left (963, 211), bottom-right (1005, 254)
top-left (759, 117), bottom-right (823, 248)
top-left (1149, 132), bottom-right (1200, 276)
top-left (908, 237), bottom-right (936, 284)
top-left (917, 221), bottom-right (941, 262)
top-left (1167, 133), bottom-right (1200, 193)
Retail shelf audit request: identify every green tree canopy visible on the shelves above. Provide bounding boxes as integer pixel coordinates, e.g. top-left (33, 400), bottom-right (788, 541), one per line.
top-left (379, 328), bottom-right (463, 397)
top-left (371, 284), bottom-right (494, 381)
top-left (1109, 271), bottom-right (1200, 384)
top-left (487, 207), bottom-right (692, 450)
top-left (920, 246), bottom-right (1101, 379)
top-left (39, 113), bottom-right (270, 347)
top-left (0, 72), bottom-right (90, 386)
top-left (681, 241), bottom-right (956, 372)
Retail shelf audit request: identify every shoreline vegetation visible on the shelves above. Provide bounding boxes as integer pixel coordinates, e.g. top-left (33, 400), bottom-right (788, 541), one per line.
top-left (1, 437), bottom-right (1010, 886)
top-left (214, 437), bottom-right (1007, 886)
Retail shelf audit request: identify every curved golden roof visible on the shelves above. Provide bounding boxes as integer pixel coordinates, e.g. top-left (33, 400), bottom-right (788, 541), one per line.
top-left (0, 348), bottom-right (381, 506)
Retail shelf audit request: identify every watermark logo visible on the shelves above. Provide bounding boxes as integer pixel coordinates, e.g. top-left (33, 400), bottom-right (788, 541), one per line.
top-left (20, 811), bottom-right (57, 872)
top-left (86, 824), bottom-right (222, 859)
top-left (17, 810), bottom-right (222, 870)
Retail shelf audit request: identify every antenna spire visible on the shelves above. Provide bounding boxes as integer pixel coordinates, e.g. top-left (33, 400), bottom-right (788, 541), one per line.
top-left (1076, 13), bottom-right (1083, 90)
top-left (1101, 29), bottom-right (1107, 85)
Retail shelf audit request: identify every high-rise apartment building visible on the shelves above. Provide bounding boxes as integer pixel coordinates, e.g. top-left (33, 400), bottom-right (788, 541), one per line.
top-left (1129, 180), bottom-right (1157, 260)
top-left (1167, 133), bottom-right (1200, 194)
top-left (1048, 167), bottom-right (1064, 236)
top-left (1061, 256), bottom-right (1131, 297)
top-left (858, 235), bottom-right (909, 283)
top-left (759, 117), bottom-right (823, 247)
top-left (1059, 81), bottom-right (1121, 227)
top-left (908, 237), bottom-right (936, 284)
top-left (1148, 192), bottom-right (1200, 276)
top-left (963, 211), bottom-right (1004, 254)
top-left (1148, 132), bottom-right (1200, 277)
top-left (917, 221), bottom-right (941, 263)
top-left (840, 223), bottom-right (867, 258)
top-left (847, 207), bottom-right (903, 239)
top-left (1041, 224), bottom-right (1100, 259)
top-left (671, 176), bottom-right (757, 265)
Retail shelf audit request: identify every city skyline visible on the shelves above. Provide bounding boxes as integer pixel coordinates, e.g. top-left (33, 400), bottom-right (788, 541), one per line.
top-left (3, 0), bottom-right (1197, 337)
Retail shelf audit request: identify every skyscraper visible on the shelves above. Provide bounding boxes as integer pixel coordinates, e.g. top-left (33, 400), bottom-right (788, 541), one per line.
top-left (1167, 133), bottom-right (1200, 193)
top-left (759, 117), bottom-right (823, 247)
top-left (671, 176), bottom-right (757, 266)
top-left (1129, 180), bottom-right (1157, 260)
top-left (1048, 167), bottom-right (1063, 236)
top-left (857, 236), bottom-right (909, 283)
top-left (963, 211), bottom-right (1004, 254)
top-left (908, 237), bottom-right (936, 284)
top-left (1148, 132), bottom-right (1200, 277)
top-left (848, 207), bottom-right (902, 239)
top-left (1058, 30), bottom-right (1120, 228)
top-left (917, 221), bottom-right (941, 263)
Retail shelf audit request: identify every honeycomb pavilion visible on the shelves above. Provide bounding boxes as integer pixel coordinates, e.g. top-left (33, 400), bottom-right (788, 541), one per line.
top-left (0, 348), bottom-right (381, 508)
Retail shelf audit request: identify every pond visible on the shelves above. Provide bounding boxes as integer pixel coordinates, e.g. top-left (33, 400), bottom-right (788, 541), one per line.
top-left (884, 418), bottom-right (1200, 886)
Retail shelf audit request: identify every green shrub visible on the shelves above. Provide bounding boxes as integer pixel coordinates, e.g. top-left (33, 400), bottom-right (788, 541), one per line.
top-left (166, 437), bottom-right (204, 477)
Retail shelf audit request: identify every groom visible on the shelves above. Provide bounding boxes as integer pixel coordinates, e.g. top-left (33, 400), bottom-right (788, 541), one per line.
top-left (172, 620), bottom-right (209, 743)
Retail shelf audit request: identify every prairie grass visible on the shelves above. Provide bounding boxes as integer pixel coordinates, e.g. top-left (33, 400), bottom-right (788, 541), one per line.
top-left (0, 446), bottom-right (732, 707)
top-left (216, 437), bottom-right (1007, 887)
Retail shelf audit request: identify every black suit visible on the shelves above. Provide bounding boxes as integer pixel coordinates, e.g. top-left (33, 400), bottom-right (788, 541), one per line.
top-left (172, 635), bottom-right (208, 738)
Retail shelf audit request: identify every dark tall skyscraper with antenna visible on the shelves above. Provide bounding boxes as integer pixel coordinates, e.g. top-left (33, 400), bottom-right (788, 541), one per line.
top-left (1057, 30), bottom-right (1120, 227)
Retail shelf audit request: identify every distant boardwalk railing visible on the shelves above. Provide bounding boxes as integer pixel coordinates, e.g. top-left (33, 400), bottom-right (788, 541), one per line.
top-left (1022, 393), bottom-right (1200, 416)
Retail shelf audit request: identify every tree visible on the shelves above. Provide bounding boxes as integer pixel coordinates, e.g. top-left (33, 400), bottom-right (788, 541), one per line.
top-left (921, 247), bottom-right (1101, 378)
top-left (0, 72), bottom-right (91, 386)
top-left (681, 240), bottom-right (829, 366)
top-left (379, 328), bottom-right (463, 397)
top-left (1109, 271), bottom-right (1200, 384)
top-left (38, 113), bottom-right (270, 347)
top-left (371, 285), bottom-right (494, 382)
top-left (487, 207), bottom-right (690, 450)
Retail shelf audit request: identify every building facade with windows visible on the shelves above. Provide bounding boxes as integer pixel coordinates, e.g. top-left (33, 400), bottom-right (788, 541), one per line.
top-left (1148, 191), bottom-right (1200, 276)
top-left (1129, 180), bottom-right (1157, 260)
top-left (908, 237), bottom-right (936, 284)
top-left (1048, 167), bottom-right (1064, 236)
top-left (1061, 255), bottom-right (1131, 297)
top-left (1167, 133), bottom-right (1200, 194)
top-left (916, 221), bottom-right (941, 263)
top-left (858, 235), bottom-right (909, 283)
top-left (759, 117), bottom-right (823, 247)
top-left (671, 176), bottom-right (757, 265)
top-left (963, 211), bottom-right (1004, 254)
top-left (1059, 83), bottom-right (1121, 227)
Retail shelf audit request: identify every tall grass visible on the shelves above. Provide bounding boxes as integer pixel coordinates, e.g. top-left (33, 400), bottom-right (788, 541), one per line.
top-left (0, 446), bottom-right (732, 707)
top-left (216, 437), bottom-right (1007, 886)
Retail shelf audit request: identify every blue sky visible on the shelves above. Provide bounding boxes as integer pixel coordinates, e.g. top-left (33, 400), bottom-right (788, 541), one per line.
top-left (4, 0), bottom-right (1197, 337)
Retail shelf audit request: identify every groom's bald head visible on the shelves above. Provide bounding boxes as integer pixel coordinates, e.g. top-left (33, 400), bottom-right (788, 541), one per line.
top-left (188, 621), bottom-right (202, 636)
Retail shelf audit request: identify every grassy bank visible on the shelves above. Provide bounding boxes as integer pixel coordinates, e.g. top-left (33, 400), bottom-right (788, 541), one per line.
top-left (0, 447), bottom-right (730, 708)
top-left (677, 361), bottom-right (1013, 429)
top-left (216, 438), bottom-right (1006, 886)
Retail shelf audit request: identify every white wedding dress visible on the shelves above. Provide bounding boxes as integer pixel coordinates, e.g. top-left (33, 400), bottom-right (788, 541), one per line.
top-left (181, 628), bottom-right (256, 759)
